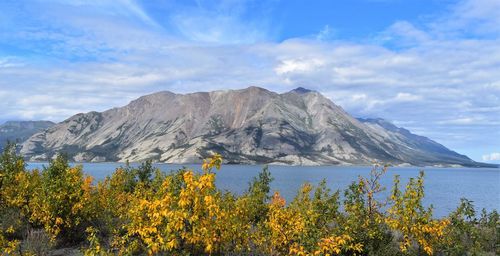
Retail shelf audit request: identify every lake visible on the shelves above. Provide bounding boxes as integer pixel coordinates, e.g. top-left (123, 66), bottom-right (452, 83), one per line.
top-left (26, 162), bottom-right (500, 218)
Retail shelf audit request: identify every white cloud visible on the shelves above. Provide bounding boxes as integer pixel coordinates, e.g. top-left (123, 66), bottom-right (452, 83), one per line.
top-left (438, 118), bottom-right (475, 125)
top-left (394, 92), bottom-right (422, 102)
top-left (444, 0), bottom-right (500, 35)
top-left (437, 117), bottom-right (500, 126)
top-left (171, 13), bottom-right (267, 44)
top-left (275, 58), bottom-right (325, 75)
top-left (482, 152), bottom-right (500, 161)
top-left (45, 0), bottom-right (161, 28)
top-left (0, 57), bottom-right (23, 68)
top-left (381, 21), bottom-right (430, 46)
top-left (168, 0), bottom-right (273, 44)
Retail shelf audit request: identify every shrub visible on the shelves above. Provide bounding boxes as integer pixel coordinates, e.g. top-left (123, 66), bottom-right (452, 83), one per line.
top-left (29, 154), bottom-right (94, 245)
top-left (0, 146), bottom-right (498, 256)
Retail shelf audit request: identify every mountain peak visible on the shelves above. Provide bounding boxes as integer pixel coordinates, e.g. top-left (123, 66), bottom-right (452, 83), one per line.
top-left (0, 120), bottom-right (55, 152)
top-left (290, 87), bottom-right (314, 94)
top-left (241, 86), bottom-right (272, 93)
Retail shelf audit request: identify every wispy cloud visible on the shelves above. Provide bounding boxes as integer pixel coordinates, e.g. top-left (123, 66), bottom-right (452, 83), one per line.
top-left (168, 0), bottom-right (275, 44)
top-left (316, 25), bottom-right (336, 41)
top-left (438, 0), bottom-right (500, 36)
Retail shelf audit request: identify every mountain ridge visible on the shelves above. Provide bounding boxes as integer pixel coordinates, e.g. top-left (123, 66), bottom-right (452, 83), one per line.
top-left (0, 120), bottom-right (55, 152)
top-left (19, 87), bottom-right (495, 167)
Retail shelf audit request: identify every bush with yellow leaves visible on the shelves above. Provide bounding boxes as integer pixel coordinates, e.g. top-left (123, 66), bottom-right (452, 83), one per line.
top-left (0, 145), bottom-right (498, 256)
top-left (28, 154), bottom-right (95, 244)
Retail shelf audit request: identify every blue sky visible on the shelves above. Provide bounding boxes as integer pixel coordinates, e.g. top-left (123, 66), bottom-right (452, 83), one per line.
top-left (0, 0), bottom-right (499, 163)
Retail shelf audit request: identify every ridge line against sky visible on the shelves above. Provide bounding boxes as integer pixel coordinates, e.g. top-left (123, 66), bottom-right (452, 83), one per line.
top-left (0, 0), bottom-right (499, 163)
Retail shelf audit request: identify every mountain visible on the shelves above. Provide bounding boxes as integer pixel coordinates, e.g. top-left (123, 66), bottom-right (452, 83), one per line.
top-left (19, 87), bottom-right (491, 167)
top-left (0, 121), bottom-right (55, 152)
top-left (356, 118), bottom-right (486, 167)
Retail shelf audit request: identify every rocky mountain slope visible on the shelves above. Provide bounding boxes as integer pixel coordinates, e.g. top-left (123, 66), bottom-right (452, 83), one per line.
top-left (0, 121), bottom-right (55, 152)
top-left (19, 87), bottom-right (491, 167)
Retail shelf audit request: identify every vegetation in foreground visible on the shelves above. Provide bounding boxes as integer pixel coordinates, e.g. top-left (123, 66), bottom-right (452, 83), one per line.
top-left (0, 143), bottom-right (498, 255)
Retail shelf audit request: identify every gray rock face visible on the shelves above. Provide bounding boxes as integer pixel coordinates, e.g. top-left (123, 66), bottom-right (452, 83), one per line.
top-left (19, 87), bottom-right (489, 167)
top-left (0, 121), bottom-right (55, 152)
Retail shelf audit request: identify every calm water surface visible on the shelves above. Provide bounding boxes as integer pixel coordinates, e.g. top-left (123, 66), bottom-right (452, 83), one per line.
top-left (26, 162), bottom-right (500, 218)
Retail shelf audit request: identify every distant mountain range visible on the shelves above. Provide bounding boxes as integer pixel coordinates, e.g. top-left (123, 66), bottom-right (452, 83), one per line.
top-left (11, 87), bottom-right (494, 167)
top-left (0, 121), bottom-right (55, 152)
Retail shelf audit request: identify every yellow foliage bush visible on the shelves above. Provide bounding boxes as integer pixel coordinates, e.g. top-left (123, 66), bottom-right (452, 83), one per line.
top-left (0, 145), bottom-right (498, 255)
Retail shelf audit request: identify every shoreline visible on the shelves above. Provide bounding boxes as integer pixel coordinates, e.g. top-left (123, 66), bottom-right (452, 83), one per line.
top-left (25, 161), bottom-right (499, 169)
